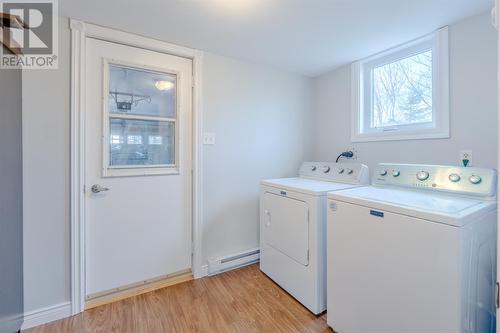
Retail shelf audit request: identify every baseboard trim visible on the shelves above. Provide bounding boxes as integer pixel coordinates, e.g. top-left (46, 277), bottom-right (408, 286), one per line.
top-left (21, 302), bottom-right (72, 330)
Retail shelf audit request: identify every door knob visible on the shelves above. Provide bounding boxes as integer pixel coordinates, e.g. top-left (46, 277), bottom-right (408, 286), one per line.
top-left (91, 184), bottom-right (109, 194)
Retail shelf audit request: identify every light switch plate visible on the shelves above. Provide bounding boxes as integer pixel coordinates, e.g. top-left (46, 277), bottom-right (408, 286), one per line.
top-left (203, 132), bottom-right (216, 145)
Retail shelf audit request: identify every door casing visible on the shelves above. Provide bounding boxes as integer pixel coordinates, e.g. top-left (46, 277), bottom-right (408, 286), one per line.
top-left (70, 19), bottom-right (205, 315)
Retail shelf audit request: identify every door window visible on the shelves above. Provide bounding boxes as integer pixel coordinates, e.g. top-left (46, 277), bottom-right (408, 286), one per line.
top-left (104, 62), bottom-right (179, 176)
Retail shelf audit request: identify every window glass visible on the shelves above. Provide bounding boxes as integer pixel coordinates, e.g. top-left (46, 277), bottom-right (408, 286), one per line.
top-left (109, 118), bottom-right (175, 167)
top-left (127, 135), bottom-right (143, 145)
top-left (106, 63), bottom-right (178, 172)
top-left (109, 65), bottom-right (176, 118)
top-left (148, 136), bottom-right (163, 145)
top-left (110, 134), bottom-right (123, 144)
top-left (372, 50), bottom-right (433, 128)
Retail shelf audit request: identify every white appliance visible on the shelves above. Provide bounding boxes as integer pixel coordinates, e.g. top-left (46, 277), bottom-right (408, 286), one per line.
top-left (260, 161), bottom-right (369, 314)
top-left (327, 163), bottom-right (498, 333)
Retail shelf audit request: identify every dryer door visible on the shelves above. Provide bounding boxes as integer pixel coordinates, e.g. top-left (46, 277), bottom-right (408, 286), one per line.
top-left (262, 192), bottom-right (309, 266)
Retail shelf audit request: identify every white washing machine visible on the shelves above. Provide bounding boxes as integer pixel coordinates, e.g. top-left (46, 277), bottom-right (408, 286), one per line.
top-left (260, 161), bottom-right (369, 314)
top-left (327, 163), bottom-right (497, 333)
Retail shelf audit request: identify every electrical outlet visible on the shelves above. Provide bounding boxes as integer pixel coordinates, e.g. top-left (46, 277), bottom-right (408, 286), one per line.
top-left (347, 148), bottom-right (358, 160)
top-left (460, 150), bottom-right (472, 167)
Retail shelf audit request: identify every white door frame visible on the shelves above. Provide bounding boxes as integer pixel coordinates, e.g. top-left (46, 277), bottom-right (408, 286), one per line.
top-left (69, 19), bottom-right (205, 315)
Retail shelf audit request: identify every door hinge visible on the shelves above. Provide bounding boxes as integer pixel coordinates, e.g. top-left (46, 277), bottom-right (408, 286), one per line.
top-left (496, 282), bottom-right (499, 309)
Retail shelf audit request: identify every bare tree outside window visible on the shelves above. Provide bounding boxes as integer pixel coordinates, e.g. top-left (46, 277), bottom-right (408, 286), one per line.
top-left (372, 50), bottom-right (433, 128)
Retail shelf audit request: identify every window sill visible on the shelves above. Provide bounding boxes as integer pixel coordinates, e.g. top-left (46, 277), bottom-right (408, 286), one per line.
top-left (102, 166), bottom-right (180, 178)
top-left (351, 129), bottom-right (450, 142)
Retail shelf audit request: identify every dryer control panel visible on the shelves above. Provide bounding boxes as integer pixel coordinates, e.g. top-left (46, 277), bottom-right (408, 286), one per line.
top-left (299, 162), bottom-right (369, 185)
top-left (374, 163), bottom-right (497, 198)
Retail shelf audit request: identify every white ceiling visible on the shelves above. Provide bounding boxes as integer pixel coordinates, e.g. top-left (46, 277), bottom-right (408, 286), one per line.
top-left (60, 0), bottom-right (492, 76)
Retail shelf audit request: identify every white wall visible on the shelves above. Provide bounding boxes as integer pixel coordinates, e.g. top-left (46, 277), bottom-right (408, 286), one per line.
top-left (202, 53), bottom-right (312, 263)
top-left (22, 18), bottom-right (313, 313)
top-left (313, 13), bottom-right (498, 171)
top-left (22, 19), bottom-right (71, 313)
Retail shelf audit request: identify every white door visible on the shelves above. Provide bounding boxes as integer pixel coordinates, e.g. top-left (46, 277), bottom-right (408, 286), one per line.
top-left (85, 38), bottom-right (193, 298)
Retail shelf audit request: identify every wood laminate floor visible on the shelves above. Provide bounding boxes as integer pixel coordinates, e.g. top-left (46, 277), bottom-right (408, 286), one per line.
top-left (24, 264), bottom-right (331, 333)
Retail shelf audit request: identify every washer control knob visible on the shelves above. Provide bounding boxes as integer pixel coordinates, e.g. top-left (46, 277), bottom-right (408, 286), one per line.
top-left (323, 166), bottom-right (331, 174)
top-left (380, 170), bottom-right (388, 176)
top-left (469, 175), bottom-right (482, 185)
top-left (337, 168), bottom-right (345, 174)
top-left (416, 171), bottom-right (429, 181)
top-left (311, 166), bottom-right (317, 171)
top-left (347, 168), bottom-right (354, 175)
top-left (392, 170), bottom-right (401, 177)
top-left (448, 173), bottom-right (461, 183)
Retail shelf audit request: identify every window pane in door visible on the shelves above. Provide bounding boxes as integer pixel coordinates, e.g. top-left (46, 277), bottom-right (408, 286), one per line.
top-left (109, 118), bottom-right (175, 167)
top-left (109, 64), bottom-right (176, 118)
top-left (372, 49), bottom-right (433, 128)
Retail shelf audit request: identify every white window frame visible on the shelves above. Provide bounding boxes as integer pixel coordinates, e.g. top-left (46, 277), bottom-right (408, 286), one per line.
top-left (102, 58), bottom-right (180, 177)
top-left (351, 27), bottom-right (449, 142)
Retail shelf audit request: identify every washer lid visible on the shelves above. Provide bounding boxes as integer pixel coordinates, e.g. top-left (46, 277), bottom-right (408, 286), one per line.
top-left (261, 177), bottom-right (362, 196)
top-left (328, 186), bottom-right (496, 226)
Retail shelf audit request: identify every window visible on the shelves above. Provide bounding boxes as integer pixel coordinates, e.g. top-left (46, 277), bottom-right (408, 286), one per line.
top-left (148, 135), bottom-right (163, 145)
top-left (111, 120), bottom-right (174, 166)
top-left (103, 62), bottom-right (178, 177)
top-left (351, 27), bottom-right (449, 142)
top-left (110, 134), bottom-right (123, 144)
top-left (127, 135), bottom-right (143, 145)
